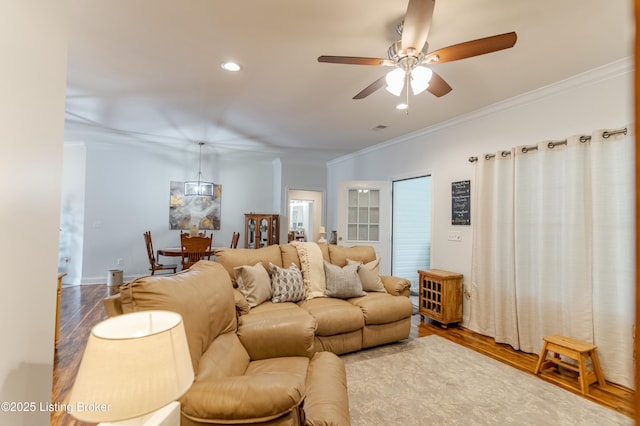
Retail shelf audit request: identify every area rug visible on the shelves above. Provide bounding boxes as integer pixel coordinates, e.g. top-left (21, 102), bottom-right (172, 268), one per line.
top-left (341, 335), bottom-right (632, 425)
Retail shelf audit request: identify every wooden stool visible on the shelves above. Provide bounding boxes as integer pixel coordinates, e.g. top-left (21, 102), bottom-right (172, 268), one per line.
top-left (534, 334), bottom-right (606, 395)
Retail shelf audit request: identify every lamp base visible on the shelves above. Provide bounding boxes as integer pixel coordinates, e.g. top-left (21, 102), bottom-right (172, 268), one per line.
top-left (99, 401), bottom-right (180, 426)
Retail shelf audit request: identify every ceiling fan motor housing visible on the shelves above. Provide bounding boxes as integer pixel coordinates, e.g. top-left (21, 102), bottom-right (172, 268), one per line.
top-left (388, 40), bottom-right (427, 71)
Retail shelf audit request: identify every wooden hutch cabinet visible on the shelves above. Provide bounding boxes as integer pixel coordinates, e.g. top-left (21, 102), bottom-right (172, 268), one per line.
top-left (417, 269), bottom-right (463, 328)
top-left (244, 213), bottom-right (279, 249)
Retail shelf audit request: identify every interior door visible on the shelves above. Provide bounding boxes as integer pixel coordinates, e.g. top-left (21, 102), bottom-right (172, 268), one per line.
top-left (337, 180), bottom-right (391, 274)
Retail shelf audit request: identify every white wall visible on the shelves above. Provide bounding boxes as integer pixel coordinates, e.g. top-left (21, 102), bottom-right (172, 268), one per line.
top-left (0, 1), bottom-right (67, 424)
top-left (75, 142), bottom-right (276, 282)
top-left (327, 59), bottom-right (633, 323)
top-left (60, 142), bottom-right (86, 285)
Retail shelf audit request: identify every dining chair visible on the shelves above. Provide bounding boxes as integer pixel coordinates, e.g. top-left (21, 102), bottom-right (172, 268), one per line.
top-left (144, 231), bottom-right (178, 275)
top-left (180, 233), bottom-right (213, 269)
top-left (230, 232), bottom-right (240, 249)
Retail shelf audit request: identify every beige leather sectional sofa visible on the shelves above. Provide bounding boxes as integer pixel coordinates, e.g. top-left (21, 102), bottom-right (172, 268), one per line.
top-left (214, 243), bottom-right (413, 355)
top-left (103, 243), bottom-right (413, 425)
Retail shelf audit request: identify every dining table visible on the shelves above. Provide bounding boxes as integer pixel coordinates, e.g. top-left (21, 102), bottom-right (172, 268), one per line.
top-left (157, 247), bottom-right (219, 259)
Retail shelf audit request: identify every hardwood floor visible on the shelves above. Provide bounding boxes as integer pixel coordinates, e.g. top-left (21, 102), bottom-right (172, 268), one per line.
top-left (51, 285), bottom-right (634, 425)
top-left (52, 285), bottom-right (117, 426)
top-left (411, 316), bottom-right (635, 418)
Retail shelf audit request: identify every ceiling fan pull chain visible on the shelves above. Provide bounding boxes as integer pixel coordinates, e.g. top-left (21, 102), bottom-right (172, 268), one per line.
top-left (404, 72), bottom-right (410, 114)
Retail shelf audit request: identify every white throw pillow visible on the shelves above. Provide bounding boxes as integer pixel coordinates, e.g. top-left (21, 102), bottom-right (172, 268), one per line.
top-left (347, 258), bottom-right (386, 293)
top-left (291, 241), bottom-right (326, 299)
top-left (234, 263), bottom-right (272, 308)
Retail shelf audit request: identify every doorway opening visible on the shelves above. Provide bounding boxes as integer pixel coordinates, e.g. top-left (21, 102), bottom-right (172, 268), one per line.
top-left (287, 189), bottom-right (324, 243)
top-left (289, 200), bottom-right (313, 242)
top-left (391, 175), bottom-right (432, 305)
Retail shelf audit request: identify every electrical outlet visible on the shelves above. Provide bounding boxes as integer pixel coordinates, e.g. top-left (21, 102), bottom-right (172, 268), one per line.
top-left (117, 258), bottom-right (123, 265)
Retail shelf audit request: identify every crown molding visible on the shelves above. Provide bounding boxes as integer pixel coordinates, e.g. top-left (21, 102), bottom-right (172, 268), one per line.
top-left (328, 57), bottom-right (633, 166)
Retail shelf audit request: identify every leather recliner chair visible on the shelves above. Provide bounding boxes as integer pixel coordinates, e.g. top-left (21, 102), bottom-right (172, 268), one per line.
top-left (106, 261), bottom-right (350, 425)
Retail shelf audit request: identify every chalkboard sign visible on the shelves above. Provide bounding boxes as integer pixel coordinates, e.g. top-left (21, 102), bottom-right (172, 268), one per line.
top-left (451, 180), bottom-right (471, 225)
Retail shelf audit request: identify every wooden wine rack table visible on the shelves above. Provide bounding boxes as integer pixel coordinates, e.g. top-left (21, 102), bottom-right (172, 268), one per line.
top-left (417, 269), bottom-right (463, 328)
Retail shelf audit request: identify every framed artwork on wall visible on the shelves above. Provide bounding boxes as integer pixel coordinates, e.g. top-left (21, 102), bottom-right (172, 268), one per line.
top-left (169, 181), bottom-right (221, 230)
top-left (451, 180), bottom-right (470, 225)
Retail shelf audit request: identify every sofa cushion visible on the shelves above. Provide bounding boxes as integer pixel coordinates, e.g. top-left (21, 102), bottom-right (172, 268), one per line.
top-left (196, 332), bottom-right (250, 382)
top-left (298, 297), bottom-right (364, 336)
top-left (247, 300), bottom-right (301, 316)
top-left (235, 263), bottom-right (272, 308)
top-left (349, 292), bottom-right (414, 325)
top-left (323, 261), bottom-right (366, 299)
top-left (118, 260), bottom-right (235, 372)
top-left (214, 245), bottom-right (283, 286)
top-left (269, 262), bottom-right (306, 303)
top-left (291, 241), bottom-right (326, 299)
top-left (328, 245), bottom-right (376, 267)
top-left (233, 289), bottom-right (250, 316)
top-left (304, 352), bottom-right (351, 426)
top-left (181, 359), bottom-right (307, 423)
top-left (280, 244), bottom-right (302, 269)
top-left (347, 258), bottom-right (386, 293)
top-left (238, 306), bottom-right (316, 360)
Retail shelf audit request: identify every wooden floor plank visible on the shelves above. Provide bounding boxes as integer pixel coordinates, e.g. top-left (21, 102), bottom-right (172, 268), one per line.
top-left (52, 285), bottom-right (116, 426)
top-left (51, 286), bottom-right (634, 425)
top-left (412, 316), bottom-right (635, 418)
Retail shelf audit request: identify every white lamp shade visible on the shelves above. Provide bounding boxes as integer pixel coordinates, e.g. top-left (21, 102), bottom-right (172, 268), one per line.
top-left (410, 66), bottom-right (433, 95)
top-left (319, 226), bottom-right (326, 233)
top-left (69, 311), bottom-right (194, 423)
top-left (385, 68), bottom-right (405, 96)
top-left (184, 181), bottom-right (214, 196)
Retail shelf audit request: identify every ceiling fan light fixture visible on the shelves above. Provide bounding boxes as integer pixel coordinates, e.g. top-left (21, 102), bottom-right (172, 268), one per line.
top-left (385, 68), bottom-right (405, 96)
top-left (410, 66), bottom-right (433, 95)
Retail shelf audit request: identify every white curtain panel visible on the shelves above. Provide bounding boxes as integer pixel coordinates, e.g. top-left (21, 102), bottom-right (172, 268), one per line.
top-left (513, 137), bottom-right (593, 354)
top-left (469, 149), bottom-right (519, 349)
top-left (470, 127), bottom-right (634, 389)
top-left (590, 128), bottom-right (635, 388)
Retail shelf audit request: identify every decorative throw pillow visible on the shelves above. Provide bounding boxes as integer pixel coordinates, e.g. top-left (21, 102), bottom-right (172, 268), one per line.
top-left (323, 261), bottom-right (366, 299)
top-left (290, 241), bottom-right (326, 299)
top-left (347, 258), bottom-right (386, 293)
top-left (268, 262), bottom-right (306, 303)
top-left (234, 263), bottom-right (272, 308)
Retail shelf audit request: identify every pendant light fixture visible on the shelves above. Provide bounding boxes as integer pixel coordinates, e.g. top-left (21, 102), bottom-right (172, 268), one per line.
top-left (184, 142), bottom-right (214, 197)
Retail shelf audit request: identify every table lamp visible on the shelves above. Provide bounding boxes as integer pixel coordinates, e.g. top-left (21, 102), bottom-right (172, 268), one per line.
top-left (68, 310), bottom-right (194, 426)
top-left (317, 226), bottom-right (327, 244)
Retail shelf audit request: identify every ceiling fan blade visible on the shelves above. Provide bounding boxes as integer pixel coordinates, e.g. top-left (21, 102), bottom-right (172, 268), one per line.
top-left (353, 75), bottom-right (387, 99)
top-left (427, 71), bottom-right (452, 97)
top-left (318, 55), bottom-right (391, 66)
top-left (424, 32), bottom-right (517, 64)
top-left (401, 0), bottom-right (435, 53)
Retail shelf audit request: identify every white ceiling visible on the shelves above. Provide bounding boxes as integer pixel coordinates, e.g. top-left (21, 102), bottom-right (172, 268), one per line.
top-left (65, 0), bottom-right (634, 161)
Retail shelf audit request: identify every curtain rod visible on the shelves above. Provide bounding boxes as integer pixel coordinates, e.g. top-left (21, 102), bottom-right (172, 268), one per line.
top-left (468, 127), bottom-right (628, 162)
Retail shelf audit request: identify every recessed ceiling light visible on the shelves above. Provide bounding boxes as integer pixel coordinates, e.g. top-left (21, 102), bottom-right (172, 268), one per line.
top-left (396, 103), bottom-right (408, 110)
top-left (221, 62), bottom-right (241, 72)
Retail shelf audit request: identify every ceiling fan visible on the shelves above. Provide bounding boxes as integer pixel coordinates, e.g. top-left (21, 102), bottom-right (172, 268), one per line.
top-left (318, 0), bottom-right (517, 101)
